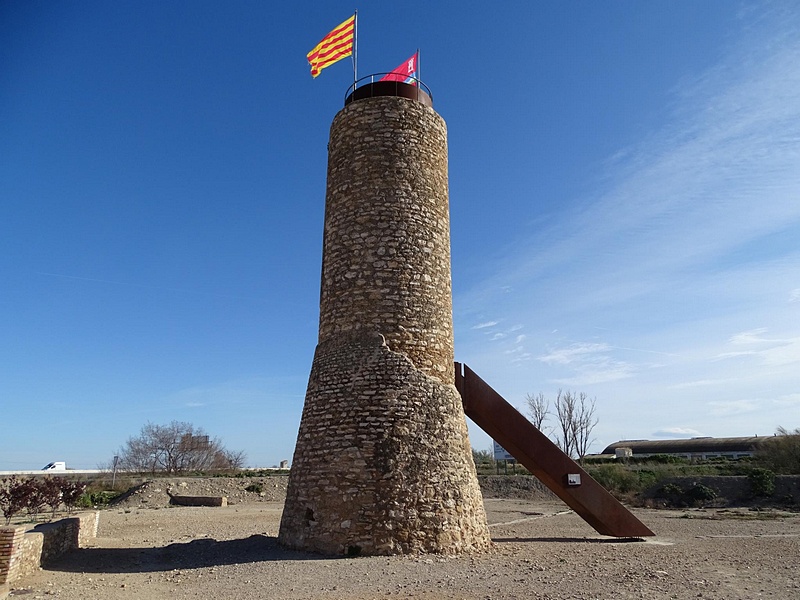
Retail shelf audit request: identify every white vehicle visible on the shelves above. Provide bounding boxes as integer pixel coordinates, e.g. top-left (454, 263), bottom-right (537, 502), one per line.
top-left (42, 461), bottom-right (67, 471)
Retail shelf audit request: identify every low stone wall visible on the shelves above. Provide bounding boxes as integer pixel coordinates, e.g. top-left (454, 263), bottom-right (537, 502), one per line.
top-left (169, 495), bottom-right (228, 507)
top-left (478, 475), bottom-right (557, 500)
top-left (0, 512), bottom-right (98, 589)
top-left (646, 475), bottom-right (800, 507)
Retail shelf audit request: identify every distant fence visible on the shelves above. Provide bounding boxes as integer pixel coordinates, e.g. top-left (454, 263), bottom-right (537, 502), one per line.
top-left (0, 467), bottom-right (287, 477)
top-left (0, 470), bottom-right (103, 477)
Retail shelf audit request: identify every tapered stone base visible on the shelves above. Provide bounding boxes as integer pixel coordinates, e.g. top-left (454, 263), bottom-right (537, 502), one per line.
top-left (278, 331), bottom-right (491, 555)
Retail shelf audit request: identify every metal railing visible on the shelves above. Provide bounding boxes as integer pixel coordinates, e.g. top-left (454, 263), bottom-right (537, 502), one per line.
top-left (344, 74), bottom-right (433, 106)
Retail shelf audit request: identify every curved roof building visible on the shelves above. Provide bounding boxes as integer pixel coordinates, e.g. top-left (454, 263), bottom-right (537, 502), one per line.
top-left (602, 436), bottom-right (770, 459)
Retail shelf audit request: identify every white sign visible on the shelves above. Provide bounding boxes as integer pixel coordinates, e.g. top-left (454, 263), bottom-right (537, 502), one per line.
top-left (492, 441), bottom-right (514, 461)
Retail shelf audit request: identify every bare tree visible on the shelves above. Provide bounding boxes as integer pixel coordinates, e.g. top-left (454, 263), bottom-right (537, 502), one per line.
top-left (525, 392), bottom-right (549, 431)
top-left (115, 421), bottom-right (245, 474)
top-left (553, 390), bottom-right (598, 461)
top-left (554, 389), bottom-right (576, 457)
top-left (212, 448), bottom-right (248, 470)
top-left (571, 392), bottom-right (598, 463)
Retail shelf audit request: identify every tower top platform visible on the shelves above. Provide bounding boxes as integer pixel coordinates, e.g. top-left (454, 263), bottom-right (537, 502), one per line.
top-left (344, 75), bottom-right (433, 108)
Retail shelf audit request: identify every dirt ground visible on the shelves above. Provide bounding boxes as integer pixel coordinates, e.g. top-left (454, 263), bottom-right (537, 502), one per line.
top-left (9, 497), bottom-right (800, 599)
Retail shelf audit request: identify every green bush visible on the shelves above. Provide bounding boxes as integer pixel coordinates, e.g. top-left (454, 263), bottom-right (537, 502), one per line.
top-left (631, 454), bottom-right (689, 465)
top-left (635, 469), bottom-right (659, 490)
top-left (589, 464), bottom-right (639, 494)
top-left (655, 481), bottom-right (716, 507)
top-left (686, 483), bottom-right (717, 504)
top-left (755, 428), bottom-right (800, 475)
top-left (747, 468), bottom-right (776, 497)
top-left (658, 483), bottom-right (684, 497)
top-left (245, 483), bottom-right (263, 494)
top-left (79, 490), bottom-right (123, 507)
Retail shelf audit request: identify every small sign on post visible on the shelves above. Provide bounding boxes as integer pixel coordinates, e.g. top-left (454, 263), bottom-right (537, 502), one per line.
top-left (492, 441), bottom-right (514, 462)
top-left (111, 455), bottom-right (119, 489)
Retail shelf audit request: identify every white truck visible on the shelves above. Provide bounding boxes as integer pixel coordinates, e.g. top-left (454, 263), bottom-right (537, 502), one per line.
top-left (41, 461), bottom-right (67, 471)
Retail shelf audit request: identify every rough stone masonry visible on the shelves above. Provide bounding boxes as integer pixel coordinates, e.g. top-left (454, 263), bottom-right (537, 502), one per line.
top-left (278, 91), bottom-right (491, 555)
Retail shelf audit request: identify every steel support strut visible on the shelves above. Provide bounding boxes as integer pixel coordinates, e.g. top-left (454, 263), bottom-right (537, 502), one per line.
top-left (456, 363), bottom-right (654, 537)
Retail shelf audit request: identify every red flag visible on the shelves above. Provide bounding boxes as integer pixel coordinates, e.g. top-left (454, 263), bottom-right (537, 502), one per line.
top-left (380, 52), bottom-right (418, 85)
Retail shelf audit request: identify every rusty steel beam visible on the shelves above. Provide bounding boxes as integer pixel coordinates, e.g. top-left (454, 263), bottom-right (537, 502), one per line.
top-left (456, 363), bottom-right (654, 538)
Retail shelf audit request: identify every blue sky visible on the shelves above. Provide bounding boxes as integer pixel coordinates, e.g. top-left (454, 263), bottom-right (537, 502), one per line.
top-left (2, 1), bottom-right (798, 469)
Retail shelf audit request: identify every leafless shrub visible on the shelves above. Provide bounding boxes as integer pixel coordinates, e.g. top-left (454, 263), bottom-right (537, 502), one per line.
top-left (526, 389), bottom-right (598, 462)
top-left (115, 421), bottom-right (246, 475)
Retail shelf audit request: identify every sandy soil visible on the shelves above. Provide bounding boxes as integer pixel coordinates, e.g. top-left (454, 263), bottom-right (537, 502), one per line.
top-left (9, 498), bottom-right (800, 599)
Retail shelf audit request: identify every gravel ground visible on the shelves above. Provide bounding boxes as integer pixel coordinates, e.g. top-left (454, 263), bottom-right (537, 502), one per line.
top-left (10, 498), bottom-right (800, 599)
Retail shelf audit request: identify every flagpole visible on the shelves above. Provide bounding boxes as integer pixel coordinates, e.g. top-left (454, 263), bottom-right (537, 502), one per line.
top-left (353, 10), bottom-right (358, 87)
top-left (416, 48), bottom-right (420, 99)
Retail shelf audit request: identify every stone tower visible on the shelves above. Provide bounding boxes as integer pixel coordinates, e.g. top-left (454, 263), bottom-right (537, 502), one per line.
top-left (278, 82), bottom-right (491, 556)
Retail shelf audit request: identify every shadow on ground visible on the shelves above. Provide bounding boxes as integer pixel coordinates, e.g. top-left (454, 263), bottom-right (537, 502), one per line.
top-left (493, 536), bottom-right (646, 544)
top-left (46, 535), bottom-right (326, 574)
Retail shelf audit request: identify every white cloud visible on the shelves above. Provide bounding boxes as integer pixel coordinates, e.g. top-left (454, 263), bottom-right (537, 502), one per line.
top-left (504, 346), bottom-right (525, 355)
top-left (552, 363), bottom-right (633, 386)
top-left (717, 330), bottom-right (800, 367)
top-left (537, 342), bottom-right (635, 386)
top-left (761, 336), bottom-right (800, 367)
top-left (729, 329), bottom-right (771, 345)
top-left (511, 352), bottom-right (532, 364)
top-left (455, 9), bottom-right (800, 445)
top-left (537, 343), bottom-right (611, 366)
top-left (653, 427), bottom-right (704, 438)
top-left (670, 379), bottom-right (730, 390)
top-left (708, 399), bottom-right (760, 416)
top-left (775, 393), bottom-right (800, 406)
top-left (472, 321), bottom-right (498, 330)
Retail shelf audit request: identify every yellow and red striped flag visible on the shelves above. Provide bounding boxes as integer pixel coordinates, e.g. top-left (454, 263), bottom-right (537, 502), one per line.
top-left (307, 15), bottom-right (355, 78)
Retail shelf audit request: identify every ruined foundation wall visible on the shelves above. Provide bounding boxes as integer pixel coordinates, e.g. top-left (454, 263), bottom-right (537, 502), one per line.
top-left (279, 96), bottom-right (490, 555)
top-left (0, 512), bottom-right (98, 587)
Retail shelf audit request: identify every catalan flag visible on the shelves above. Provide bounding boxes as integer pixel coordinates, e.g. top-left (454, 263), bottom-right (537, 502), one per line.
top-left (307, 15), bottom-right (355, 78)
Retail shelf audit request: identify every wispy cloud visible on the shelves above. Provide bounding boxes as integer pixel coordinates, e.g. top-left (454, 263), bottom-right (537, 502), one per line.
top-left (670, 379), bottom-right (731, 390)
top-left (775, 393), bottom-right (800, 406)
top-left (507, 347), bottom-right (532, 364)
top-left (552, 364), bottom-right (633, 386)
top-left (537, 342), bottom-right (634, 385)
top-left (729, 329), bottom-right (772, 345)
top-left (538, 343), bottom-right (612, 366)
top-left (716, 329), bottom-right (800, 367)
top-left (461, 9), bottom-right (800, 315)
top-left (472, 321), bottom-right (498, 330)
top-left (456, 8), bottom-right (800, 446)
top-left (708, 399), bottom-right (760, 416)
top-left (653, 427), bottom-right (704, 438)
